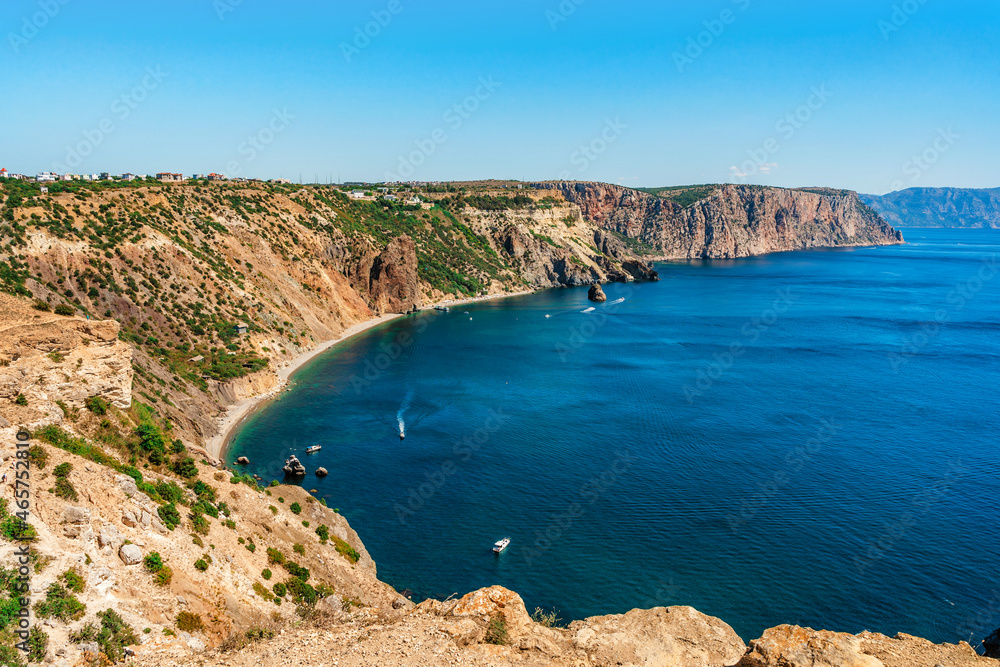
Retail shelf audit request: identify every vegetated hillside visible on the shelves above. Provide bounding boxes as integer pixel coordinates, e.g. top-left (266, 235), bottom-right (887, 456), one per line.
top-left (634, 184), bottom-right (721, 208)
top-left (860, 187), bottom-right (1000, 228)
top-left (551, 181), bottom-right (904, 259)
top-left (0, 179), bottom-right (660, 451)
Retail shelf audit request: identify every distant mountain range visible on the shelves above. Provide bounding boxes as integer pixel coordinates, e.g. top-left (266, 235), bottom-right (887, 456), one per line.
top-left (860, 187), bottom-right (1000, 228)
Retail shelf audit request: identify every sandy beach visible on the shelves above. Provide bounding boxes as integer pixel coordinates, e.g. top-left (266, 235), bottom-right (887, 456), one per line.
top-left (203, 289), bottom-right (537, 462)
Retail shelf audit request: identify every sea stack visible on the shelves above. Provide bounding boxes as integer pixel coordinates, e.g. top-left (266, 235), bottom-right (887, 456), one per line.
top-left (588, 284), bottom-right (607, 303)
top-left (316, 467), bottom-right (328, 477)
top-left (282, 455), bottom-right (307, 476)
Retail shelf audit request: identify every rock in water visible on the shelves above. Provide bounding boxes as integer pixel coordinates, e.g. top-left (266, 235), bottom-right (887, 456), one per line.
top-left (282, 455), bottom-right (306, 476)
top-left (588, 284), bottom-right (607, 302)
top-left (316, 467), bottom-right (328, 477)
top-left (236, 456), bottom-right (250, 465)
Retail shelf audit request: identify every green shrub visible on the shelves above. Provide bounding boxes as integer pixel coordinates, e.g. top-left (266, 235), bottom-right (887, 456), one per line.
top-left (266, 547), bottom-right (284, 565)
top-left (158, 503), bottom-right (180, 531)
top-left (27, 445), bottom-right (49, 469)
top-left (194, 559), bottom-right (209, 572)
top-left (154, 566), bottom-right (173, 586)
top-left (332, 536), bottom-right (360, 564)
top-left (271, 582), bottom-right (286, 598)
top-left (268, 505), bottom-right (278, 515)
top-left (0, 514), bottom-right (36, 542)
top-left (485, 613), bottom-right (509, 645)
top-left (286, 577), bottom-right (316, 605)
top-left (245, 541), bottom-right (256, 553)
top-left (84, 396), bottom-right (109, 415)
top-left (33, 583), bottom-right (86, 622)
top-left (191, 513), bottom-right (209, 536)
top-left (176, 611), bottom-right (204, 633)
top-left (261, 568), bottom-right (272, 580)
top-left (88, 609), bottom-right (139, 662)
top-left (27, 625), bottom-right (48, 662)
top-left (32, 299), bottom-right (51, 312)
top-left (14, 394), bottom-right (27, 406)
top-left (293, 543), bottom-right (305, 556)
top-left (143, 552), bottom-right (164, 573)
top-left (253, 582), bottom-right (272, 600)
top-left (54, 304), bottom-right (75, 316)
top-left (289, 502), bottom-right (301, 515)
top-left (173, 457), bottom-right (199, 479)
top-left (283, 561), bottom-right (309, 582)
top-left (154, 480), bottom-right (185, 504)
top-left (315, 524), bottom-right (329, 544)
top-left (60, 568), bottom-right (85, 593)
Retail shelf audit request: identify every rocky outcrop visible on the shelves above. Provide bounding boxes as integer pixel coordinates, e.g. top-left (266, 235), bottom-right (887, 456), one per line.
top-left (588, 284), bottom-right (607, 302)
top-left (738, 625), bottom-right (992, 667)
top-left (552, 182), bottom-right (904, 259)
top-left (572, 606), bottom-right (747, 667)
top-left (282, 455), bottom-right (306, 476)
top-left (861, 187), bottom-right (1000, 228)
top-left (368, 235), bottom-right (420, 314)
top-left (0, 294), bottom-right (132, 429)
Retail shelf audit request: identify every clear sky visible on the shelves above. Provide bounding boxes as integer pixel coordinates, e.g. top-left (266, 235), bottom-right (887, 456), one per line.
top-left (2, 0), bottom-right (997, 193)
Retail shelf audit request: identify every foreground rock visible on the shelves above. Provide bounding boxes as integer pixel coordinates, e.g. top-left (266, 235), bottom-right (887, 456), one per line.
top-left (739, 625), bottom-right (993, 667)
top-left (572, 606), bottom-right (746, 667)
top-left (588, 284), bottom-right (607, 302)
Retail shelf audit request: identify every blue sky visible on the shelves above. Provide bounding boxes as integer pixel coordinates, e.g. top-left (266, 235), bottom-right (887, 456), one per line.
top-left (2, 0), bottom-right (997, 193)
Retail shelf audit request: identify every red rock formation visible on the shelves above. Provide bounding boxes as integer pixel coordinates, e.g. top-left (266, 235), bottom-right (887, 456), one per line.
top-left (553, 182), bottom-right (904, 259)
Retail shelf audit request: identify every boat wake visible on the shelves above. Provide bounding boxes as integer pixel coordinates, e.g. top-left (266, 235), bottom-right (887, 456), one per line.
top-left (581, 307), bottom-right (596, 313)
top-left (607, 298), bottom-right (625, 305)
top-left (397, 388), bottom-right (413, 440)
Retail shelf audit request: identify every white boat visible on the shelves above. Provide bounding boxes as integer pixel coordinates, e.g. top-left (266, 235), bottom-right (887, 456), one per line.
top-left (305, 446), bottom-right (322, 454)
top-left (493, 537), bottom-right (511, 553)
top-left (581, 307), bottom-right (595, 313)
top-left (608, 298), bottom-right (625, 305)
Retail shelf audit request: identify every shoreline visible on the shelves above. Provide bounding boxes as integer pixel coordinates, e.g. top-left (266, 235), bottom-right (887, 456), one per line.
top-left (204, 288), bottom-right (538, 463)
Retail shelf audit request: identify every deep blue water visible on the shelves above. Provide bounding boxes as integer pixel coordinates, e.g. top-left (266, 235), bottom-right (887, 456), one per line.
top-left (229, 229), bottom-right (1000, 644)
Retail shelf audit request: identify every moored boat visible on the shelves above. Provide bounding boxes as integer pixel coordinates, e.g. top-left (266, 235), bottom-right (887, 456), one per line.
top-left (305, 445), bottom-right (321, 454)
top-left (493, 537), bottom-right (510, 553)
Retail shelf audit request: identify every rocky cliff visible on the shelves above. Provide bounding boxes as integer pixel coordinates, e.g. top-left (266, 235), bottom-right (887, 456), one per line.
top-left (551, 182), bottom-right (904, 259)
top-left (860, 187), bottom-right (1000, 228)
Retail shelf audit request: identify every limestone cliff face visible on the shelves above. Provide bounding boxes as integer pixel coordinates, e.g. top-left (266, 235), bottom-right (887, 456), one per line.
top-left (552, 182), bottom-right (904, 259)
top-left (468, 205), bottom-right (659, 288)
top-left (0, 294), bottom-right (132, 428)
top-left (368, 235), bottom-right (421, 314)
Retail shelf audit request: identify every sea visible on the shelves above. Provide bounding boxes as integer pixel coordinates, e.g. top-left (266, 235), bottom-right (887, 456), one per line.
top-left (228, 228), bottom-right (1000, 644)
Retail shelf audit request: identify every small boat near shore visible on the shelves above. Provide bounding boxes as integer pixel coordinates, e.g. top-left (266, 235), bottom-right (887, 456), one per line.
top-left (493, 537), bottom-right (510, 553)
top-left (305, 446), bottom-right (321, 454)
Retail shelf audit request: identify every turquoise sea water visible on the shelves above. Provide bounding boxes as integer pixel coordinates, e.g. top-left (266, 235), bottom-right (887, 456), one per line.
top-left (229, 229), bottom-right (1000, 644)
